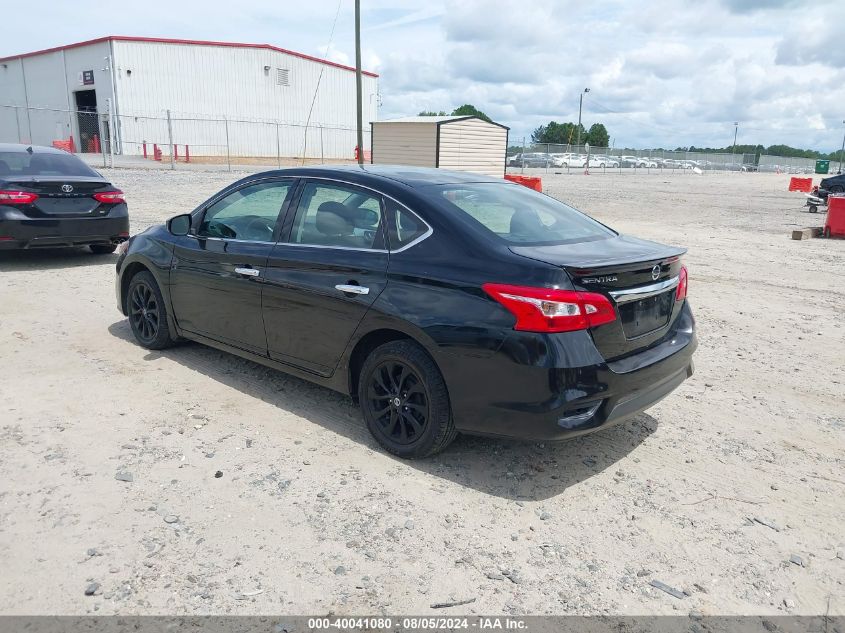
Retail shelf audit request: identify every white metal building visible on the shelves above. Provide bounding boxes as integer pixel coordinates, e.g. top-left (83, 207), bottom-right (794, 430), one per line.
top-left (371, 116), bottom-right (509, 177)
top-left (0, 36), bottom-right (379, 158)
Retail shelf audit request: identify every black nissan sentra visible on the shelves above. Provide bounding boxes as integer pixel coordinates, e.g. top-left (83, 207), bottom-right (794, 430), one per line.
top-left (116, 166), bottom-right (696, 457)
top-left (0, 143), bottom-right (128, 253)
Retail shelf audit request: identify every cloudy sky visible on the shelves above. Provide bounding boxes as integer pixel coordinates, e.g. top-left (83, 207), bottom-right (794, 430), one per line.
top-left (3, 0), bottom-right (843, 150)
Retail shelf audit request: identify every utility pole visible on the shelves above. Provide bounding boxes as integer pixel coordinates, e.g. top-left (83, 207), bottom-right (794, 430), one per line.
top-left (355, 0), bottom-right (364, 165)
top-left (732, 122), bottom-right (739, 157)
top-left (576, 88), bottom-right (590, 148)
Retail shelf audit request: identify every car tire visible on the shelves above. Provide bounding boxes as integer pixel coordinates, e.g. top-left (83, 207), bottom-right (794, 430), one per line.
top-left (90, 243), bottom-right (117, 254)
top-left (126, 271), bottom-right (177, 350)
top-left (358, 340), bottom-right (457, 458)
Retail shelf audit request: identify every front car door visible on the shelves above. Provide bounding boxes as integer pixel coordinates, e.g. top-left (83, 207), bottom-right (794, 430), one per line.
top-left (169, 178), bottom-right (296, 355)
top-left (262, 179), bottom-right (389, 376)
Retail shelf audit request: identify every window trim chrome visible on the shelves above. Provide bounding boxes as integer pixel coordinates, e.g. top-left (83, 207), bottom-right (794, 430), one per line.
top-left (608, 275), bottom-right (679, 304)
top-left (186, 174), bottom-right (434, 254)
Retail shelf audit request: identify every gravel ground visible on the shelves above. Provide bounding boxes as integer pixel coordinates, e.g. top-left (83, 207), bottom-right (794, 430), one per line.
top-left (0, 169), bottom-right (842, 616)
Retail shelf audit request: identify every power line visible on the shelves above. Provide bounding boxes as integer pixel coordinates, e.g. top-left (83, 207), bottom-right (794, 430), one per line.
top-left (301, 0), bottom-right (344, 164)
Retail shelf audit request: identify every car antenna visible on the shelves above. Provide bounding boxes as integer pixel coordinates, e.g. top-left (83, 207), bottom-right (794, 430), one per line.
top-left (26, 146), bottom-right (33, 154)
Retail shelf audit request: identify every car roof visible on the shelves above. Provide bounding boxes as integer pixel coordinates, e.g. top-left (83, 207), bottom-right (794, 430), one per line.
top-left (249, 164), bottom-right (505, 188)
top-left (0, 143), bottom-right (72, 155)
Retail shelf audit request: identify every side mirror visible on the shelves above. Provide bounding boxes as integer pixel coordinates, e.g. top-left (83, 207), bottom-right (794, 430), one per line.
top-left (167, 213), bottom-right (191, 236)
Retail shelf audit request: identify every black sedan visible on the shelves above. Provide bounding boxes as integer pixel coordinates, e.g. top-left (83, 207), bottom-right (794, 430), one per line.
top-left (116, 165), bottom-right (696, 457)
top-left (818, 171), bottom-right (845, 200)
top-left (0, 143), bottom-right (128, 253)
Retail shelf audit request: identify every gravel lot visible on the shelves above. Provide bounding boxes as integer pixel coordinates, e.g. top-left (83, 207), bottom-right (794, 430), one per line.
top-left (0, 169), bottom-right (843, 616)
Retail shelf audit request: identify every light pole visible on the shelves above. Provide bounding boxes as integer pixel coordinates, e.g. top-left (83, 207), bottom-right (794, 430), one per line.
top-left (354, 0), bottom-right (364, 165)
top-left (576, 88), bottom-right (590, 148)
top-left (732, 122), bottom-right (738, 157)
top-left (839, 119), bottom-right (845, 174)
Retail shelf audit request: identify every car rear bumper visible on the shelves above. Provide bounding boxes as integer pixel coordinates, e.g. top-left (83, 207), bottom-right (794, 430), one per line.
top-left (0, 206), bottom-right (129, 249)
top-left (438, 301), bottom-right (697, 441)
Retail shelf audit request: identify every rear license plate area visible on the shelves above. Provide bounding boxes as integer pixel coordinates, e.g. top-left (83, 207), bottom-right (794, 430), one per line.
top-left (619, 290), bottom-right (674, 339)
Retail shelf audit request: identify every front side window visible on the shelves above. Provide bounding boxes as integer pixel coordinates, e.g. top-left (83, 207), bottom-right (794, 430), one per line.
top-left (428, 182), bottom-right (615, 246)
top-left (289, 182), bottom-right (385, 250)
top-left (198, 181), bottom-right (292, 241)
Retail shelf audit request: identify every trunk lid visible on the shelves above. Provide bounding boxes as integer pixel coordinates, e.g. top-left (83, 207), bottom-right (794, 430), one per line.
top-left (3, 176), bottom-right (111, 216)
top-left (511, 235), bottom-right (687, 360)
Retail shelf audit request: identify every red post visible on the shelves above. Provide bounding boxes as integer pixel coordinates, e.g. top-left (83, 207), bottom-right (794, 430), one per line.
top-left (68, 136), bottom-right (76, 153)
top-left (92, 135), bottom-right (100, 154)
top-left (153, 144), bottom-right (162, 161)
top-left (174, 145), bottom-right (179, 161)
top-left (184, 145), bottom-right (190, 163)
top-left (142, 142), bottom-right (147, 159)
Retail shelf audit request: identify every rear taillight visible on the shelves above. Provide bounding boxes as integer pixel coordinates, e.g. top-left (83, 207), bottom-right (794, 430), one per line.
top-left (0, 190), bottom-right (38, 204)
top-left (676, 266), bottom-right (688, 301)
top-left (93, 190), bottom-right (125, 204)
top-left (483, 283), bottom-right (617, 333)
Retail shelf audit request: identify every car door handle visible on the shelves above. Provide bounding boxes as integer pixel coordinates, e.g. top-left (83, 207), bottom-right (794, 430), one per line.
top-left (335, 284), bottom-right (370, 295)
top-left (234, 267), bottom-right (260, 277)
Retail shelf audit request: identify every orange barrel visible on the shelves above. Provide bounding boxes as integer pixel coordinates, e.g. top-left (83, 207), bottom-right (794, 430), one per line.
top-left (825, 196), bottom-right (845, 238)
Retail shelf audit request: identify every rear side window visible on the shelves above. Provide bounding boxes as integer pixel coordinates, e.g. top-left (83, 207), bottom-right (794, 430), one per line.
top-left (0, 151), bottom-right (99, 178)
top-left (288, 182), bottom-right (386, 250)
top-left (385, 199), bottom-right (429, 251)
top-left (430, 182), bottom-right (614, 246)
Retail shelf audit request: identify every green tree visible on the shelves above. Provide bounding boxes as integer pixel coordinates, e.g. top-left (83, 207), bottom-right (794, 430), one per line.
top-left (451, 104), bottom-right (492, 122)
top-left (531, 121), bottom-right (587, 145)
top-left (418, 110), bottom-right (447, 116)
top-left (585, 123), bottom-right (609, 148)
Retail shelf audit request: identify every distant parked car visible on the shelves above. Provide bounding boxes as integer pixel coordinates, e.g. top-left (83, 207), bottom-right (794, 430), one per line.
top-left (509, 153), bottom-right (552, 168)
top-left (637, 158), bottom-right (658, 168)
top-left (588, 155), bottom-right (616, 168)
top-left (0, 143), bottom-right (128, 252)
top-left (550, 153), bottom-right (586, 168)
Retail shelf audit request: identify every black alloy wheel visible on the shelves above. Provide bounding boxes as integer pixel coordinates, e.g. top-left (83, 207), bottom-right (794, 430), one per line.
top-left (130, 281), bottom-right (160, 344)
top-left (126, 271), bottom-right (176, 350)
top-left (367, 360), bottom-right (429, 445)
top-left (358, 340), bottom-right (456, 458)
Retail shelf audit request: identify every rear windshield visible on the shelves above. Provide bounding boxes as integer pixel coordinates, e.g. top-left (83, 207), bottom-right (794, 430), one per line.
top-left (429, 182), bottom-right (615, 245)
top-left (0, 151), bottom-right (99, 178)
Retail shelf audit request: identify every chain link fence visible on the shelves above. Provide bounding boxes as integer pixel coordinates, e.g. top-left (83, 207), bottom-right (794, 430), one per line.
top-left (3, 104), bottom-right (836, 175)
top-left (1, 104), bottom-right (369, 171)
top-left (506, 140), bottom-right (762, 175)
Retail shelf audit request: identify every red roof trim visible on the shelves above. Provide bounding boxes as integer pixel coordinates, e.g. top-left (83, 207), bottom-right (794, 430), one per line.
top-left (0, 35), bottom-right (379, 77)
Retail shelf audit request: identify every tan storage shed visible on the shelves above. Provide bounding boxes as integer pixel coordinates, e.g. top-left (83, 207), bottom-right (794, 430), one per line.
top-left (370, 115), bottom-right (509, 177)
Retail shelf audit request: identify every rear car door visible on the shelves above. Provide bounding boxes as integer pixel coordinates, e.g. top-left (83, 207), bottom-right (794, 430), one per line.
top-left (169, 179), bottom-right (295, 355)
top-left (262, 179), bottom-right (389, 376)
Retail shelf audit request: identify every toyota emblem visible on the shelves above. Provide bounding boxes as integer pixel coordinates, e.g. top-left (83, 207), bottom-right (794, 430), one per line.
top-left (651, 265), bottom-right (661, 281)
top-left (61, 184), bottom-right (74, 193)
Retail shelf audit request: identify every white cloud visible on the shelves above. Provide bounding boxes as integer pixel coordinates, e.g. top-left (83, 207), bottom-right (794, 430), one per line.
top-left (2, 0), bottom-right (843, 150)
